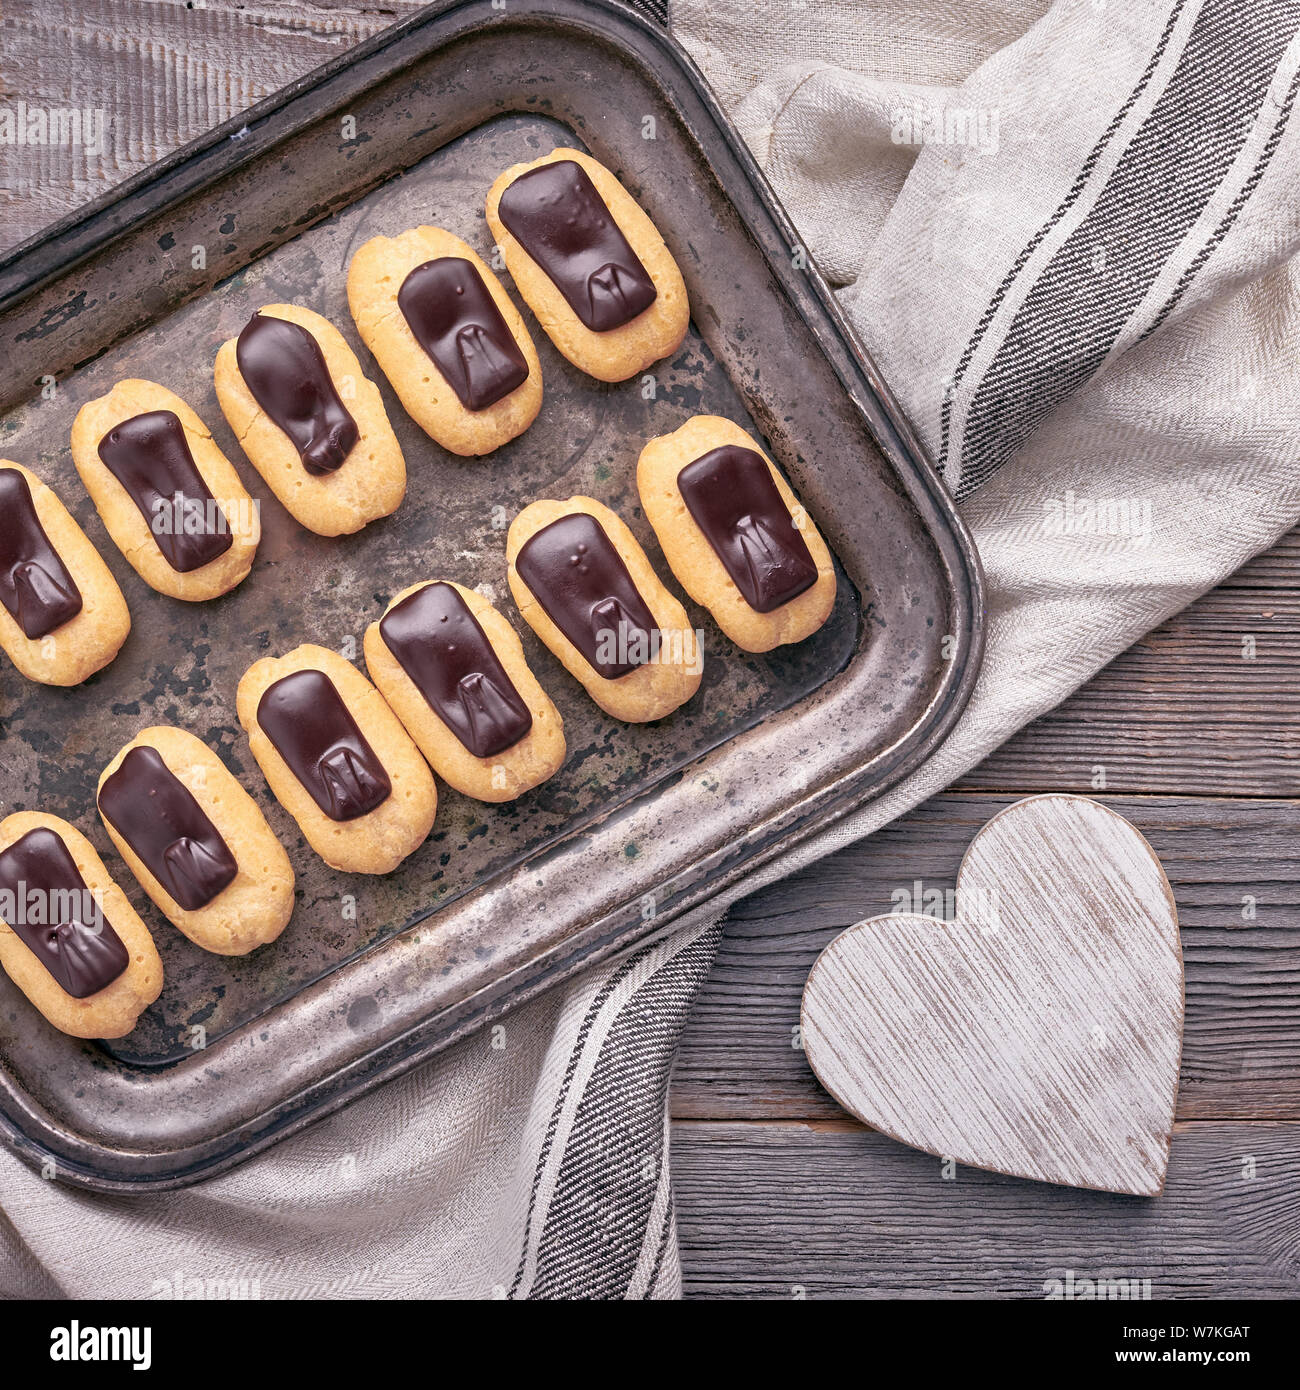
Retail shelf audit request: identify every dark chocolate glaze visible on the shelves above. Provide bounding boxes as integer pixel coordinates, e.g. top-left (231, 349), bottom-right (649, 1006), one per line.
top-left (98, 746), bottom-right (238, 912)
top-left (235, 312), bottom-right (359, 475)
top-left (0, 827), bottom-right (129, 998)
top-left (397, 258), bottom-right (529, 412)
top-left (677, 446), bottom-right (818, 613)
top-left (97, 410), bottom-right (233, 573)
top-left (257, 669), bottom-right (391, 821)
top-left (380, 583), bottom-right (533, 759)
top-left (0, 469), bottom-right (83, 639)
top-left (497, 160), bottom-right (657, 332)
top-left (515, 512), bottom-right (657, 680)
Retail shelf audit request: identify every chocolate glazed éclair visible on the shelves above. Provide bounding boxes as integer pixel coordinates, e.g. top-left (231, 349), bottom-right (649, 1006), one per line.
top-left (677, 445), bottom-right (818, 613)
top-left (96, 411), bottom-right (233, 573)
top-left (379, 582), bottom-right (533, 759)
top-left (0, 469), bottom-right (83, 639)
top-left (98, 746), bottom-right (239, 912)
top-left (515, 512), bottom-right (659, 680)
top-left (235, 312), bottom-right (359, 475)
top-left (397, 258), bottom-right (530, 412)
top-left (0, 827), bottom-right (130, 998)
top-left (257, 669), bottom-right (392, 821)
top-left (497, 160), bottom-right (657, 332)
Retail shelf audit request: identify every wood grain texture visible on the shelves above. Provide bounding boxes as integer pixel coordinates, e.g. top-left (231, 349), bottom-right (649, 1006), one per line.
top-left (673, 793), bottom-right (1300, 1123)
top-left (0, 0), bottom-right (423, 255)
top-left (674, 1121), bottom-right (1300, 1298)
top-left (802, 796), bottom-right (1183, 1195)
top-left (958, 535), bottom-right (1300, 796)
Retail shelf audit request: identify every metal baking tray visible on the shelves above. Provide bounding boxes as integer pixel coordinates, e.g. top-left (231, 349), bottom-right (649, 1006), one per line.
top-left (0, 0), bottom-right (983, 1189)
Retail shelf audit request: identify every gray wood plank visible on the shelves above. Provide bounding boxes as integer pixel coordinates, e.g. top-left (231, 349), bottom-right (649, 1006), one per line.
top-left (1202, 527), bottom-right (1300, 588)
top-left (0, 0), bottom-right (419, 254)
top-left (958, 538), bottom-right (1300, 797)
top-left (672, 1120), bottom-right (1300, 1298)
top-left (672, 794), bottom-right (1300, 1122)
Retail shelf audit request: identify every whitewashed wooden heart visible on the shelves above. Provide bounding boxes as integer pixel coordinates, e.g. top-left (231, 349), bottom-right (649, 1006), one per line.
top-left (801, 795), bottom-right (1184, 1196)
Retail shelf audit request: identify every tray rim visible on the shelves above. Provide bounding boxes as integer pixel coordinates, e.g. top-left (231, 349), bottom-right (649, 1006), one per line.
top-left (0, 0), bottom-right (986, 1191)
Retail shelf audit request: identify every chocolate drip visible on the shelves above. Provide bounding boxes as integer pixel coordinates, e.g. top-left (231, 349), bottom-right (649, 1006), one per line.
top-left (236, 312), bottom-right (358, 475)
top-left (515, 512), bottom-right (657, 679)
top-left (258, 669), bottom-right (391, 821)
top-left (498, 160), bottom-right (657, 332)
top-left (0, 469), bottom-right (83, 639)
top-left (98, 746), bottom-right (238, 911)
top-left (0, 827), bottom-right (129, 998)
top-left (397, 258), bottom-right (529, 412)
top-left (379, 583), bottom-right (532, 759)
top-left (677, 446), bottom-right (818, 613)
top-left (97, 410), bottom-right (233, 573)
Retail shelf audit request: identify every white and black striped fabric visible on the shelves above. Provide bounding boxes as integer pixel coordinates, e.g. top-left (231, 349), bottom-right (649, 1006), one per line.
top-left (506, 917), bottom-right (720, 1299)
top-left (937, 0), bottom-right (1300, 499)
top-left (627, 0), bottom-right (668, 26)
top-left (6, 0), bottom-right (1300, 1301)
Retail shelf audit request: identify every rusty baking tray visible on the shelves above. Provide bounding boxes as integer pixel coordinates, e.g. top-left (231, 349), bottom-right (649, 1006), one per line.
top-left (0, 0), bottom-right (983, 1190)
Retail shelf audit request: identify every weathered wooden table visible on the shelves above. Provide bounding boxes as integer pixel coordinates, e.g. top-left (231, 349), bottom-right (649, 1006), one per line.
top-left (674, 536), bottom-right (1300, 1297)
top-left (4, 0), bottom-right (1296, 1299)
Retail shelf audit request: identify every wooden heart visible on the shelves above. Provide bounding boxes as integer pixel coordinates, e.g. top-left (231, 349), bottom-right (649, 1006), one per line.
top-left (801, 795), bottom-right (1184, 1195)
